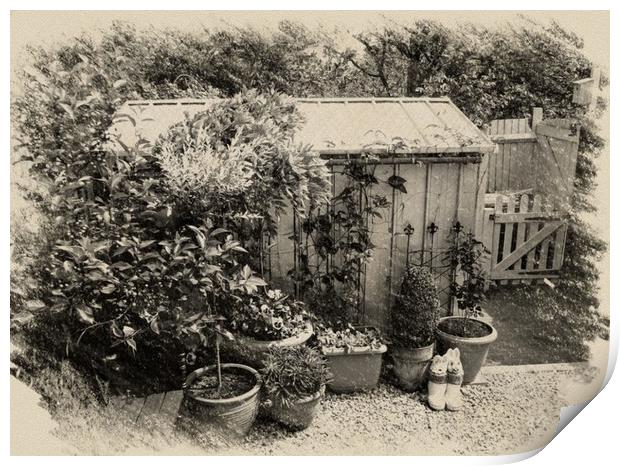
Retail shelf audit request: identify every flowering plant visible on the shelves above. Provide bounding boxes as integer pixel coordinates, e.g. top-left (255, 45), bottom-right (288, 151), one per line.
top-left (226, 288), bottom-right (310, 341)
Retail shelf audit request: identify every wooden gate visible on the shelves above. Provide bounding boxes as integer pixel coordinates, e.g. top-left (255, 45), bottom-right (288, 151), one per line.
top-left (484, 194), bottom-right (567, 283)
top-left (487, 110), bottom-right (580, 207)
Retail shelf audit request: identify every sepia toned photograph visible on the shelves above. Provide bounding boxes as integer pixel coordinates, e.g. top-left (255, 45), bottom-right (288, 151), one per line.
top-left (9, 8), bottom-right (611, 457)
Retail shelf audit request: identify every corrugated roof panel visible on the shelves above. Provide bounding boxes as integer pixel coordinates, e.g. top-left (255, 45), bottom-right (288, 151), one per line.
top-left (109, 97), bottom-right (495, 155)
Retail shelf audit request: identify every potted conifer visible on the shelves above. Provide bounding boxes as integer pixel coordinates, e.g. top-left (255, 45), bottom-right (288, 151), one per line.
top-left (390, 265), bottom-right (441, 391)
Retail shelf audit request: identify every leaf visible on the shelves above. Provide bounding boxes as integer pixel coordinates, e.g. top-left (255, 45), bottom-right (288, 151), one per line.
top-left (111, 322), bottom-right (123, 338)
top-left (25, 300), bottom-right (46, 311)
top-left (126, 338), bottom-right (137, 352)
top-left (246, 276), bottom-right (268, 287)
top-left (387, 175), bottom-right (408, 193)
top-left (76, 304), bottom-right (95, 324)
top-left (210, 228), bottom-right (230, 237)
top-left (58, 103), bottom-right (75, 119)
top-left (113, 79), bottom-right (128, 89)
top-left (150, 317), bottom-right (161, 335)
top-left (122, 325), bottom-right (135, 337)
top-left (101, 284), bottom-right (116, 294)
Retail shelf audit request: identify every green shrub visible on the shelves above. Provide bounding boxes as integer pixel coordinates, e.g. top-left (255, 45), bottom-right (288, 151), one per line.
top-left (391, 266), bottom-right (440, 348)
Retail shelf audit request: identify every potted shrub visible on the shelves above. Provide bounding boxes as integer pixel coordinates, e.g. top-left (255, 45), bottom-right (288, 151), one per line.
top-left (390, 266), bottom-right (441, 391)
top-left (316, 323), bottom-right (386, 393)
top-left (260, 346), bottom-right (331, 430)
top-left (222, 287), bottom-right (314, 366)
top-left (182, 316), bottom-right (262, 437)
top-left (435, 232), bottom-right (498, 384)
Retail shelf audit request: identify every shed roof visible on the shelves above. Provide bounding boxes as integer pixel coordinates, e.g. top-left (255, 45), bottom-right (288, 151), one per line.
top-left (110, 97), bottom-right (495, 156)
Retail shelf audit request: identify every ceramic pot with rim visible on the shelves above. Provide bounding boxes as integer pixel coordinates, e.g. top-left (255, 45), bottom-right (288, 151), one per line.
top-left (182, 363), bottom-right (261, 437)
top-left (391, 342), bottom-right (435, 392)
top-left (435, 316), bottom-right (498, 384)
top-left (225, 321), bottom-right (314, 368)
top-left (264, 385), bottom-right (325, 431)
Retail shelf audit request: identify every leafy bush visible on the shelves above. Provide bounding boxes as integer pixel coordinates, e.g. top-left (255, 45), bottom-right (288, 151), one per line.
top-left (391, 266), bottom-right (440, 348)
top-left (154, 90), bottom-right (332, 238)
top-left (261, 346), bottom-right (330, 406)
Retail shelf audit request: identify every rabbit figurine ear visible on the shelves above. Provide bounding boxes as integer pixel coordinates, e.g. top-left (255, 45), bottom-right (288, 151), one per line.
top-left (453, 348), bottom-right (460, 360)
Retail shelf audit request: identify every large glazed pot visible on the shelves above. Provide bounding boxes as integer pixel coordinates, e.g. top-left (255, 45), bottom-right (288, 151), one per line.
top-left (226, 322), bottom-right (314, 368)
top-left (435, 317), bottom-right (498, 384)
top-left (391, 342), bottom-right (435, 392)
top-left (322, 344), bottom-right (387, 393)
top-left (183, 363), bottom-right (261, 437)
top-left (265, 386), bottom-right (325, 431)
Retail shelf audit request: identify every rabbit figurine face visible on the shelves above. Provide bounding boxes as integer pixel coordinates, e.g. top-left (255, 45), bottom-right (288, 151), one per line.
top-left (446, 348), bottom-right (463, 375)
top-left (430, 354), bottom-right (448, 375)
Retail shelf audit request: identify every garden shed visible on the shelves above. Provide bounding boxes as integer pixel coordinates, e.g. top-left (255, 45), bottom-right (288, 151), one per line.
top-left (111, 97), bottom-right (496, 330)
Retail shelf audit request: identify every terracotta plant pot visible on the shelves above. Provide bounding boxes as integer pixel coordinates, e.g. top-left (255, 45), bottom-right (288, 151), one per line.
top-left (391, 342), bottom-right (435, 392)
top-left (265, 386), bottom-right (325, 431)
top-left (226, 321), bottom-right (314, 367)
top-left (322, 344), bottom-right (387, 393)
top-left (182, 363), bottom-right (261, 437)
top-left (435, 316), bottom-right (498, 384)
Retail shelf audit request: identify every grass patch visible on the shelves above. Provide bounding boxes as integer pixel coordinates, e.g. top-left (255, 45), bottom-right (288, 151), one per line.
top-left (484, 286), bottom-right (593, 365)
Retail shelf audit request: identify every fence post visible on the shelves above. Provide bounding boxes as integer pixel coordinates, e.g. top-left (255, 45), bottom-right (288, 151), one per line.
top-left (532, 107), bottom-right (543, 131)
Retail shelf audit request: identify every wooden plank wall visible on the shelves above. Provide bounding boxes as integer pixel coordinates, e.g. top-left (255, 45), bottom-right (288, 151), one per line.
top-left (268, 159), bottom-right (482, 330)
top-left (487, 118), bottom-right (538, 193)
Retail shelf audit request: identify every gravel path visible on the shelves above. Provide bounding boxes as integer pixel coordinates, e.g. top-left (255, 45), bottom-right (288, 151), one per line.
top-left (216, 370), bottom-right (563, 456)
top-left (34, 367), bottom-right (575, 455)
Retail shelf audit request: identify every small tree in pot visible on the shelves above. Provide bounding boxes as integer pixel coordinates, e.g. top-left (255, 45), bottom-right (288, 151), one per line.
top-left (436, 232), bottom-right (498, 384)
top-left (390, 266), bottom-right (441, 391)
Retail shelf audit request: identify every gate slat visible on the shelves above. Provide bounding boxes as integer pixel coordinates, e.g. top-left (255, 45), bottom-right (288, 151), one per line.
top-left (514, 194), bottom-right (529, 277)
top-left (502, 196), bottom-right (516, 269)
top-left (491, 195), bottom-right (504, 271)
top-left (538, 201), bottom-right (552, 270)
top-left (525, 194), bottom-right (542, 272)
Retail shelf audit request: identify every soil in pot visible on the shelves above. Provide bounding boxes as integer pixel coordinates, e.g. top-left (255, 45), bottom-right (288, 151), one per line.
top-left (187, 370), bottom-right (255, 399)
top-left (181, 364), bottom-right (261, 437)
top-left (438, 318), bottom-right (492, 338)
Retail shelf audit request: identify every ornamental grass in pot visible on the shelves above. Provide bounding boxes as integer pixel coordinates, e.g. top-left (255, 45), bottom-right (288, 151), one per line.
top-left (261, 346), bottom-right (331, 430)
top-left (435, 233), bottom-right (498, 384)
top-left (390, 266), bottom-right (440, 392)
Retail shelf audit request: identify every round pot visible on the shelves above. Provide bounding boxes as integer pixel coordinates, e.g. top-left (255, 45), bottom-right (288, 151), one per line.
top-left (322, 344), bottom-right (387, 393)
top-left (265, 385), bottom-right (325, 431)
top-left (183, 363), bottom-right (261, 437)
top-left (435, 316), bottom-right (498, 384)
top-left (391, 342), bottom-right (435, 392)
top-left (226, 321), bottom-right (314, 367)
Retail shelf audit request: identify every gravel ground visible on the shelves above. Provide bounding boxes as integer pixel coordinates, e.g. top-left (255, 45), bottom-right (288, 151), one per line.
top-left (214, 371), bottom-right (563, 456)
top-left (31, 368), bottom-right (569, 455)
